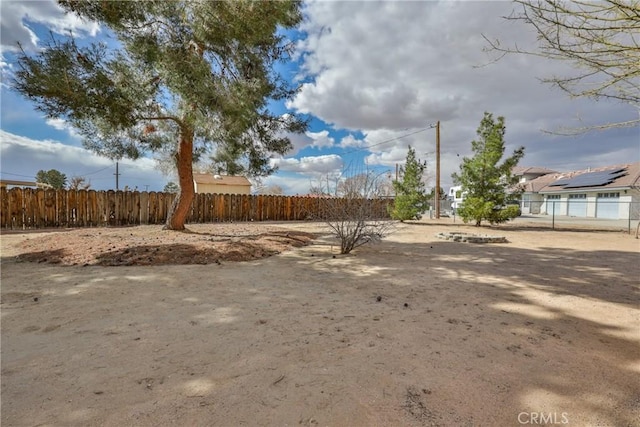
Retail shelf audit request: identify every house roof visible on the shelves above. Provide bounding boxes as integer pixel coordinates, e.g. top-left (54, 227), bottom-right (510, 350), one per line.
top-left (512, 166), bottom-right (558, 176)
top-left (530, 162), bottom-right (640, 193)
top-left (0, 180), bottom-right (51, 188)
top-left (193, 174), bottom-right (251, 187)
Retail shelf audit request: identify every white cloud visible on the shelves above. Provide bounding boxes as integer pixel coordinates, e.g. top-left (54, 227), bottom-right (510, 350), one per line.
top-left (306, 129), bottom-right (334, 149)
top-left (259, 174), bottom-right (314, 196)
top-left (0, 130), bottom-right (168, 191)
top-left (291, 1), bottom-right (639, 191)
top-left (1, 0), bottom-right (100, 54)
top-left (270, 154), bottom-right (343, 176)
top-left (45, 117), bottom-right (81, 139)
top-left (339, 134), bottom-right (366, 149)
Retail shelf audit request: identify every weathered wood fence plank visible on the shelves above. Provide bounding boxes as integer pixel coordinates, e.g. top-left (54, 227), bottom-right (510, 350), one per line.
top-left (0, 188), bottom-right (394, 229)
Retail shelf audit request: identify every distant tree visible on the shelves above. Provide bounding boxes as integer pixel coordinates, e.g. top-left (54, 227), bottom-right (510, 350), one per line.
top-left (256, 184), bottom-right (284, 195)
top-left (68, 176), bottom-right (91, 190)
top-left (452, 112), bottom-right (525, 226)
top-left (484, 0), bottom-right (640, 132)
top-left (390, 146), bottom-right (428, 221)
top-left (308, 173), bottom-right (340, 196)
top-left (429, 187), bottom-right (447, 200)
top-left (13, 0), bottom-right (307, 230)
top-left (35, 169), bottom-right (67, 189)
top-left (163, 182), bottom-right (179, 194)
top-left (338, 171), bottom-right (394, 198)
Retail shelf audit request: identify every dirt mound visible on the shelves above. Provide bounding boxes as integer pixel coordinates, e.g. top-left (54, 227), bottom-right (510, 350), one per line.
top-left (10, 224), bottom-right (315, 266)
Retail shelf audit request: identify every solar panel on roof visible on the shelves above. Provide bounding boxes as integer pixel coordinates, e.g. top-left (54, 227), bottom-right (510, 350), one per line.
top-left (562, 168), bottom-right (627, 189)
top-left (550, 179), bottom-right (571, 187)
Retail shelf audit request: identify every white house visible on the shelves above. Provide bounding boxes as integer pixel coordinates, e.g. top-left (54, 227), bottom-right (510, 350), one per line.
top-left (448, 185), bottom-right (466, 211)
top-left (526, 162), bottom-right (640, 220)
top-left (512, 166), bottom-right (559, 214)
top-left (448, 167), bottom-right (555, 213)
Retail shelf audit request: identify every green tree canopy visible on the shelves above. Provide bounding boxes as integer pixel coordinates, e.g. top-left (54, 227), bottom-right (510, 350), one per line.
top-left (13, 0), bottom-right (307, 230)
top-left (35, 169), bottom-right (67, 190)
top-left (390, 146), bottom-right (428, 221)
top-left (163, 181), bottom-right (180, 194)
top-left (452, 112), bottom-right (524, 226)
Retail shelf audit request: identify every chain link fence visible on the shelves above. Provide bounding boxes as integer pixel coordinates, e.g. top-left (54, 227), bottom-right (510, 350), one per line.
top-left (437, 200), bottom-right (640, 234)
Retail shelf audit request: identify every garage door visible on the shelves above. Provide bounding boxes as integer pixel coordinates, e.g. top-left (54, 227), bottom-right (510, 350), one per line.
top-left (568, 194), bottom-right (587, 217)
top-left (547, 195), bottom-right (562, 215)
top-left (596, 192), bottom-right (620, 219)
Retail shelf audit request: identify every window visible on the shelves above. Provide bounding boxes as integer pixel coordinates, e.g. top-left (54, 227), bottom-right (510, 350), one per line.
top-left (597, 192), bottom-right (619, 198)
top-left (568, 194), bottom-right (586, 199)
top-left (547, 195), bottom-right (561, 200)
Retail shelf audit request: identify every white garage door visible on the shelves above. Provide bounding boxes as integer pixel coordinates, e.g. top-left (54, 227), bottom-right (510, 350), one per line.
top-left (596, 192), bottom-right (620, 219)
top-left (547, 195), bottom-right (562, 215)
top-left (568, 194), bottom-right (587, 217)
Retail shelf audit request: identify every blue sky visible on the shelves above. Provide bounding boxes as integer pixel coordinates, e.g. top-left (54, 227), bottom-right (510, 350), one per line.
top-left (1, 1), bottom-right (638, 194)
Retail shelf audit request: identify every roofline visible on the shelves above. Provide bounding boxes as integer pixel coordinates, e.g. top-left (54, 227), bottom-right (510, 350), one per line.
top-left (540, 186), bottom-right (634, 194)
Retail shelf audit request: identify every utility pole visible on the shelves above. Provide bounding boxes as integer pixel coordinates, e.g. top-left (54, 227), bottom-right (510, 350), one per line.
top-left (435, 121), bottom-right (441, 219)
top-left (114, 162), bottom-right (120, 190)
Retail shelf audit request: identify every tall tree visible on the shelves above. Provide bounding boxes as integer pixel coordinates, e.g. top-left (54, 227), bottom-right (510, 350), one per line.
top-left (35, 169), bottom-right (67, 190)
top-left (12, 0), bottom-right (307, 230)
top-left (484, 0), bottom-right (640, 132)
top-left (452, 112), bottom-right (525, 226)
top-left (390, 146), bottom-right (428, 221)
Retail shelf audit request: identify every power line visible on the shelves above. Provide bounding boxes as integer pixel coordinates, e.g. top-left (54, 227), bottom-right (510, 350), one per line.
top-left (340, 124), bottom-right (438, 156)
top-left (82, 164), bottom-right (114, 176)
top-left (0, 171), bottom-right (35, 178)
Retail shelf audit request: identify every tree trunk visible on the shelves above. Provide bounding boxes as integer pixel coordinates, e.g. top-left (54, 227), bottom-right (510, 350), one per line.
top-left (165, 129), bottom-right (195, 231)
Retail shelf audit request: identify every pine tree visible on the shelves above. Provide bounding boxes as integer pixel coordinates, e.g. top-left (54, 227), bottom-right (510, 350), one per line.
top-left (13, 0), bottom-right (307, 230)
top-left (35, 169), bottom-right (67, 190)
top-left (390, 146), bottom-right (428, 221)
top-left (452, 112), bottom-right (524, 226)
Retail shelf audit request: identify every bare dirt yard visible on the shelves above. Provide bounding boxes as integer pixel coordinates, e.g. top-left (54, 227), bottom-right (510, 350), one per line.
top-left (1, 219), bottom-right (639, 426)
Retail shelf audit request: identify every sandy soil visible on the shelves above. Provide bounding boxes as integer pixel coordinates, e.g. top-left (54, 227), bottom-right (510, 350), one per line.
top-left (1, 219), bottom-right (639, 426)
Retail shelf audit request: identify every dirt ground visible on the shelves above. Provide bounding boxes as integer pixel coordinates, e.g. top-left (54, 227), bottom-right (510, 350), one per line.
top-left (1, 219), bottom-right (639, 426)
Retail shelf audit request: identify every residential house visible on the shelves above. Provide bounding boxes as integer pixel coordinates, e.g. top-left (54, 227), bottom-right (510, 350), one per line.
top-left (448, 167), bottom-right (556, 213)
top-left (525, 162), bottom-right (640, 220)
top-left (192, 174), bottom-right (252, 195)
top-left (512, 167), bottom-right (559, 214)
top-left (0, 180), bottom-right (51, 189)
top-left (447, 185), bottom-right (466, 212)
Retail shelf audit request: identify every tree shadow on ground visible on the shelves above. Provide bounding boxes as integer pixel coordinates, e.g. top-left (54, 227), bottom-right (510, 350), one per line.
top-left (295, 237), bottom-right (639, 425)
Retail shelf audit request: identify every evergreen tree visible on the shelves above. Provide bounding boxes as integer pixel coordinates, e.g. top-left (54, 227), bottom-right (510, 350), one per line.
top-left (13, 0), bottom-right (307, 230)
top-left (35, 169), bottom-right (67, 189)
top-left (452, 112), bottom-right (524, 226)
top-left (390, 146), bottom-right (428, 221)
top-left (163, 182), bottom-right (179, 194)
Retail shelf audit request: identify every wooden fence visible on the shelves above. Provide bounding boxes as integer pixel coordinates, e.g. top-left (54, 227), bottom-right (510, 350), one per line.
top-left (0, 188), bottom-right (393, 229)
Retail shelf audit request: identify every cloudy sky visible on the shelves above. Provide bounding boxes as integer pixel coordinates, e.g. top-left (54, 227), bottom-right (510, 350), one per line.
top-left (1, 1), bottom-right (638, 194)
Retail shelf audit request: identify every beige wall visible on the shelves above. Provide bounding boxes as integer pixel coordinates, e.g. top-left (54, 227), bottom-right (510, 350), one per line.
top-left (195, 183), bottom-right (251, 195)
